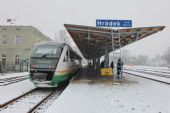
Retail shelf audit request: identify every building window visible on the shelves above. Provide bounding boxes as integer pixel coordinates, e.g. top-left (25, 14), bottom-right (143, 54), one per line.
top-left (15, 36), bottom-right (22, 45)
top-left (16, 28), bottom-right (20, 31)
top-left (2, 28), bottom-right (6, 31)
top-left (2, 55), bottom-right (6, 67)
top-left (2, 35), bottom-right (7, 45)
top-left (15, 55), bottom-right (20, 65)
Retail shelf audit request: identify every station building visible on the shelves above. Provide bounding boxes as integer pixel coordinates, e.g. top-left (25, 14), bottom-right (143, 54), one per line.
top-left (0, 25), bottom-right (52, 71)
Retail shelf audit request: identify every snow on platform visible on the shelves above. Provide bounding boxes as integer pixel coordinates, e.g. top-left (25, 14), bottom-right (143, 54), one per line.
top-left (0, 79), bottom-right (35, 104)
top-left (45, 73), bottom-right (170, 113)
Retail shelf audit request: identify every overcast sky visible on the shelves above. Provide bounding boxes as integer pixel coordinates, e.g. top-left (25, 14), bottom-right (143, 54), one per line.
top-left (0, 0), bottom-right (169, 58)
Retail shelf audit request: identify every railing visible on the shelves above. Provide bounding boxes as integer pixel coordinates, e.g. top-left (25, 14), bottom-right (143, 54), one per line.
top-left (0, 61), bottom-right (29, 73)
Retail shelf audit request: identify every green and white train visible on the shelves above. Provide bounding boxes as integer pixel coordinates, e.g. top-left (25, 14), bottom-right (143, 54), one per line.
top-left (29, 41), bottom-right (82, 87)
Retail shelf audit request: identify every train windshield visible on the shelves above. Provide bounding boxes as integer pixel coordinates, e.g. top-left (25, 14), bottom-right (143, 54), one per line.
top-left (32, 45), bottom-right (62, 58)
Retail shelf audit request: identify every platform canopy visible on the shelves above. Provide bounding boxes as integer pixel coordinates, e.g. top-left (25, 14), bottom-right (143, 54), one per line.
top-left (64, 24), bottom-right (165, 59)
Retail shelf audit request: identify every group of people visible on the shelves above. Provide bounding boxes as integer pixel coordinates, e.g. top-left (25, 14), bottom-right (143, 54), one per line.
top-left (101, 58), bottom-right (123, 79)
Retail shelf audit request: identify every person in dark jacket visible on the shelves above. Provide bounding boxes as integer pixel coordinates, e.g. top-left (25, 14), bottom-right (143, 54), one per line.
top-left (0, 62), bottom-right (1, 73)
top-left (117, 58), bottom-right (123, 78)
top-left (110, 61), bottom-right (114, 69)
top-left (101, 60), bottom-right (105, 68)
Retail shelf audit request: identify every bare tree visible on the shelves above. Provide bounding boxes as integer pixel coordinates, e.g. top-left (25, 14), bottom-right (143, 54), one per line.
top-left (109, 49), bottom-right (150, 65)
top-left (122, 49), bottom-right (132, 65)
top-left (162, 47), bottom-right (170, 65)
top-left (122, 50), bottom-right (149, 65)
top-left (135, 55), bottom-right (149, 65)
top-left (55, 30), bottom-right (71, 45)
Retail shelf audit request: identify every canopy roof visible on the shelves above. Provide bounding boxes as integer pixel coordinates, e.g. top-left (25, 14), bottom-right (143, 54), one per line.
top-left (64, 24), bottom-right (165, 59)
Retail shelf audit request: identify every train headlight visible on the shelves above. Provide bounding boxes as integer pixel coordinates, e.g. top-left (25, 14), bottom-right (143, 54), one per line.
top-left (48, 65), bottom-right (55, 69)
top-left (31, 64), bottom-right (37, 68)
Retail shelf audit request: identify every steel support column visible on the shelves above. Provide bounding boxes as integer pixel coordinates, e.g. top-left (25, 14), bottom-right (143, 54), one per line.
top-left (104, 42), bottom-right (109, 68)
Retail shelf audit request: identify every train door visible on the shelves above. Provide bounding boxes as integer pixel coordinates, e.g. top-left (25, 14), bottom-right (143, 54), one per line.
top-left (68, 47), bottom-right (72, 69)
top-left (63, 49), bottom-right (69, 70)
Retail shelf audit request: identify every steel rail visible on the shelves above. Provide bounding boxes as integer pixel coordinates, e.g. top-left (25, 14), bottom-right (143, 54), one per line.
top-left (124, 71), bottom-right (170, 85)
top-left (0, 88), bottom-right (37, 108)
top-left (0, 76), bottom-right (28, 86)
top-left (124, 69), bottom-right (170, 78)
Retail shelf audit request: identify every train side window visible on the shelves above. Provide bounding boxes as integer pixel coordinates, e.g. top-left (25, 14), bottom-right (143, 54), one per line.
top-left (56, 48), bottom-right (62, 58)
top-left (70, 51), bottom-right (74, 60)
top-left (63, 51), bottom-right (68, 62)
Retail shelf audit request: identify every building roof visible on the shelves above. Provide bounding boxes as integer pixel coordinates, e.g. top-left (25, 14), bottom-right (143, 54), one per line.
top-left (0, 25), bottom-right (52, 41)
top-left (64, 24), bottom-right (165, 59)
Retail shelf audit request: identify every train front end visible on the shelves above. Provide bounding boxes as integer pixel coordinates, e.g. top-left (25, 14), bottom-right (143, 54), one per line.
top-left (29, 42), bottom-right (62, 87)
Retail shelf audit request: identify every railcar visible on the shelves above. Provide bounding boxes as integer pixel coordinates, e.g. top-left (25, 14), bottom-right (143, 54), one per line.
top-left (29, 41), bottom-right (82, 87)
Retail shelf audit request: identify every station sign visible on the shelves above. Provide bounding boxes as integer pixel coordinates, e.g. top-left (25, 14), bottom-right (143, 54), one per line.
top-left (96, 19), bottom-right (132, 27)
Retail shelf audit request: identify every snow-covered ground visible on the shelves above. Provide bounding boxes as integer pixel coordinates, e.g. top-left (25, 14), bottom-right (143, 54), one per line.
top-left (125, 65), bottom-right (170, 73)
top-left (0, 72), bottom-right (29, 79)
top-left (0, 79), bottom-right (35, 104)
top-left (124, 70), bottom-right (170, 84)
top-left (1, 67), bottom-right (170, 113)
top-left (126, 65), bottom-right (169, 70)
top-left (124, 65), bottom-right (170, 83)
top-left (45, 73), bottom-right (170, 113)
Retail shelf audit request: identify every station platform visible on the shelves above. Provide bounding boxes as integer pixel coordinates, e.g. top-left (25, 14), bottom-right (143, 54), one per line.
top-left (45, 66), bottom-right (170, 113)
top-left (73, 66), bottom-right (124, 85)
top-left (74, 66), bottom-right (113, 81)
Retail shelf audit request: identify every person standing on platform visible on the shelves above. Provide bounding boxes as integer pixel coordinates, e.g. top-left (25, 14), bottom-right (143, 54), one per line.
top-left (117, 58), bottom-right (123, 79)
top-left (110, 61), bottom-right (114, 69)
top-left (0, 62), bottom-right (1, 73)
top-left (100, 60), bottom-right (105, 68)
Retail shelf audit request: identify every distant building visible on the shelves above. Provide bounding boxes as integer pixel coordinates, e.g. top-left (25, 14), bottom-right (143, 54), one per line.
top-left (0, 25), bottom-right (52, 71)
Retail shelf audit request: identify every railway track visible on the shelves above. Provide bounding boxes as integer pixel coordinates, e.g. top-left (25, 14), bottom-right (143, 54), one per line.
top-left (124, 68), bottom-right (170, 78)
top-left (123, 69), bottom-right (170, 85)
top-left (0, 76), bottom-right (28, 86)
top-left (126, 68), bottom-right (170, 75)
top-left (0, 84), bottom-right (67, 113)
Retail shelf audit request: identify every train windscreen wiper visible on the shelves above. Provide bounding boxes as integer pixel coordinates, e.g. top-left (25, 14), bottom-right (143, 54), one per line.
top-left (41, 50), bottom-right (54, 57)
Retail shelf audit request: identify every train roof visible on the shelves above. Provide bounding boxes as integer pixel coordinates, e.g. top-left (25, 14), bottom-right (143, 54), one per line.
top-left (34, 41), bottom-right (82, 60)
top-left (34, 41), bottom-right (66, 48)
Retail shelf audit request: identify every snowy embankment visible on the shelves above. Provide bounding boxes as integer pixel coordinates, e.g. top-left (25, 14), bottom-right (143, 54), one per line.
top-left (0, 72), bottom-right (35, 105)
top-left (45, 73), bottom-right (170, 113)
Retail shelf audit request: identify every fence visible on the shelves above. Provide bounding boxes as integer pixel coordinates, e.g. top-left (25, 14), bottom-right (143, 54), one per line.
top-left (0, 61), bottom-right (29, 73)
